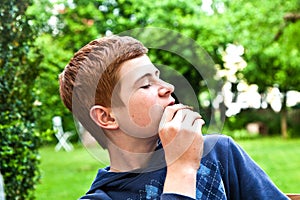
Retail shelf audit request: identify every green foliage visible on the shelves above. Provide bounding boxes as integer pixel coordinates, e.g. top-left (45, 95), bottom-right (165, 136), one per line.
top-left (0, 0), bottom-right (44, 198)
top-left (34, 34), bottom-right (76, 135)
top-left (225, 0), bottom-right (300, 92)
top-left (225, 108), bottom-right (281, 135)
top-left (287, 108), bottom-right (300, 137)
top-left (29, 0), bottom-right (76, 135)
top-left (223, 128), bottom-right (260, 140)
top-left (33, 0), bottom-right (219, 134)
top-left (224, 107), bottom-right (300, 138)
top-left (32, 0), bottom-right (300, 137)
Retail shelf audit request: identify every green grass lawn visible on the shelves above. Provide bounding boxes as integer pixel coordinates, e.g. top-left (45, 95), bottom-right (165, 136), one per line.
top-left (35, 144), bottom-right (108, 200)
top-left (35, 137), bottom-right (300, 199)
top-left (236, 137), bottom-right (300, 193)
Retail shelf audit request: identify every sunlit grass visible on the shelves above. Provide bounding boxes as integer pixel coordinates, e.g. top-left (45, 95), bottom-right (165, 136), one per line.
top-left (236, 137), bottom-right (300, 193)
top-left (35, 144), bottom-right (107, 200)
top-left (35, 137), bottom-right (300, 199)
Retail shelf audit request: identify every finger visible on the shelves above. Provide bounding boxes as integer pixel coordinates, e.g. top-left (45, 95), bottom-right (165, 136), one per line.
top-left (181, 110), bottom-right (202, 126)
top-left (172, 109), bottom-right (186, 124)
top-left (192, 118), bottom-right (205, 132)
top-left (159, 104), bottom-right (193, 127)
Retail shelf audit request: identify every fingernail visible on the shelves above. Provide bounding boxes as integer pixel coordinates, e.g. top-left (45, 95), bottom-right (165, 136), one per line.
top-left (177, 103), bottom-right (193, 110)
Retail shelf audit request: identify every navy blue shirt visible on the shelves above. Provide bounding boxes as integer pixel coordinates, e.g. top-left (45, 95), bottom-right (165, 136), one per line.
top-left (80, 135), bottom-right (288, 200)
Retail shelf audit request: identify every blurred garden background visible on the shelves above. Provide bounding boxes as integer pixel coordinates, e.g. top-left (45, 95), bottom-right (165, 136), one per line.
top-left (1, 0), bottom-right (300, 199)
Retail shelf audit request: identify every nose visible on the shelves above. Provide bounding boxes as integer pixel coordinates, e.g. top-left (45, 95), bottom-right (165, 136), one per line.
top-left (158, 80), bottom-right (174, 97)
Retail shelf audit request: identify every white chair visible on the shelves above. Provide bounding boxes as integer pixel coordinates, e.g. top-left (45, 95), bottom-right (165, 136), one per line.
top-left (52, 116), bottom-right (74, 152)
top-left (0, 172), bottom-right (5, 200)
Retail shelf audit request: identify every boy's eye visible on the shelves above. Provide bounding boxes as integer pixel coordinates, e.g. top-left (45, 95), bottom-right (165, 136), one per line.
top-left (140, 84), bottom-right (151, 89)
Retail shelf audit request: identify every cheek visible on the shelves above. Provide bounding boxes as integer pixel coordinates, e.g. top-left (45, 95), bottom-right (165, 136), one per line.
top-left (128, 93), bottom-right (156, 127)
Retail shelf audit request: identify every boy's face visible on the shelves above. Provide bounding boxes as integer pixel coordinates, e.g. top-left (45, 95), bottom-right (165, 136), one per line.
top-left (111, 55), bottom-right (175, 138)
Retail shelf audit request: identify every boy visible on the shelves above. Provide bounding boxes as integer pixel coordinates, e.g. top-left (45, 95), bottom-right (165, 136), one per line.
top-left (59, 35), bottom-right (289, 199)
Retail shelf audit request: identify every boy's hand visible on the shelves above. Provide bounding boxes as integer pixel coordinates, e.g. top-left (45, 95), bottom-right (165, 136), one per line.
top-left (159, 104), bottom-right (204, 170)
top-left (159, 104), bottom-right (205, 198)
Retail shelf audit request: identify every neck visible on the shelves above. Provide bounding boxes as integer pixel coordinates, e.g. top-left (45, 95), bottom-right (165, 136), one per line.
top-left (106, 132), bottom-right (159, 172)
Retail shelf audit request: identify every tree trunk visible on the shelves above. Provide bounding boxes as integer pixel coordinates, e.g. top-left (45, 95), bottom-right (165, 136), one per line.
top-left (280, 93), bottom-right (288, 138)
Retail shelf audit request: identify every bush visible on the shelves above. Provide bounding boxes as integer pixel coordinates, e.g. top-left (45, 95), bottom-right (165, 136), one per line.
top-left (225, 107), bottom-right (300, 138)
top-left (225, 108), bottom-right (281, 136)
top-left (0, 0), bottom-right (44, 198)
top-left (222, 127), bottom-right (261, 140)
top-left (288, 108), bottom-right (300, 138)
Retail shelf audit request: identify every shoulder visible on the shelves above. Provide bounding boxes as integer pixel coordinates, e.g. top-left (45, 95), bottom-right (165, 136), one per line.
top-left (203, 133), bottom-right (234, 144)
top-left (202, 134), bottom-right (245, 166)
top-left (202, 134), bottom-right (234, 156)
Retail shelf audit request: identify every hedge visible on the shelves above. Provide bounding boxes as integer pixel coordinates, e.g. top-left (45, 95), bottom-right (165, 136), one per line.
top-left (0, 0), bottom-right (44, 199)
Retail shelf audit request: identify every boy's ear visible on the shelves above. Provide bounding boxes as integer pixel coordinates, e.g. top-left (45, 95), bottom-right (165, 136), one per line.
top-left (90, 105), bottom-right (119, 130)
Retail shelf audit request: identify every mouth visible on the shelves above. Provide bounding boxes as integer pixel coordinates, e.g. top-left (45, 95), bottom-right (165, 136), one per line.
top-left (167, 101), bottom-right (175, 106)
top-left (163, 94), bottom-right (176, 110)
top-left (171, 93), bottom-right (180, 104)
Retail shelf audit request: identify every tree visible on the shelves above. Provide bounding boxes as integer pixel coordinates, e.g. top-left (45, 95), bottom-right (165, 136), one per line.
top-left (34, 0), bottom-right (222, 133)
top-left (194, 0), bottom-right (300, 137)
top-left (0, 0), bottom-right (44, 198)
top-left (34, 0), bottom-right (300, 138)
top-left (225, 0), bottom-right (300, 137)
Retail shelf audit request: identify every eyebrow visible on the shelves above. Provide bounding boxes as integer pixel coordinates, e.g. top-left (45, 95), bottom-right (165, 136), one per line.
top-left (133, 70), bottom-right (160, 85)
top-left (134, 73), bottom-right (153, 85)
